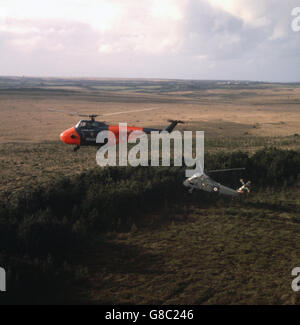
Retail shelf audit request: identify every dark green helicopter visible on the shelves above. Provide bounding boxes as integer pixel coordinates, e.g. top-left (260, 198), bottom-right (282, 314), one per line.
top-left (183, 167), bottom-right (251, 196)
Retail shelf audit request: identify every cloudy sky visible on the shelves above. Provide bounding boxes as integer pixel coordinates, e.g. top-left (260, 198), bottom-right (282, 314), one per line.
top-left (0, 0), bottom-right (299, 81)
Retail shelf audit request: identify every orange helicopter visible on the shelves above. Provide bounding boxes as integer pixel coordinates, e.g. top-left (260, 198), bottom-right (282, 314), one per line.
top-left (51, 108), bottom-right (183, 151)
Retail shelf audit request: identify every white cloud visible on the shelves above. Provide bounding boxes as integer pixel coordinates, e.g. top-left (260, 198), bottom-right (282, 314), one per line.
top-left (0, 0), bottom-right (185, 55)
top-left (98, 44), bottom-right (113, 54)
top-left (0, 0), bottom-right (299, 81)
top-left (151, 0), bottom-right (183, 20)
top-left (206, 0), bottom-right (272, 27)
top-left (0, 0), bottom-right (123, 32)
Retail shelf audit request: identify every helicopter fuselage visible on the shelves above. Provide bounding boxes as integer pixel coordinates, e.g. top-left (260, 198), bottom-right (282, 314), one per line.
top-left (59, 119), bottom-right (180, 151)
top-left (183, 172), bottom-right (241, 196)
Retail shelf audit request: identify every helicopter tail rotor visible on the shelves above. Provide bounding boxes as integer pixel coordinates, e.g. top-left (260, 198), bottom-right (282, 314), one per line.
top-left (237, 179), bottom-right (251, 194)
top-left (164, 120), bottom-right (185, 132)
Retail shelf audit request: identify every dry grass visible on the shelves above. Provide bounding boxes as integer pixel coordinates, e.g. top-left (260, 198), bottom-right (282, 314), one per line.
top-left (0, 79), bottom-right (299, 144)
top-left (0, 78), bottom-right (299, 196)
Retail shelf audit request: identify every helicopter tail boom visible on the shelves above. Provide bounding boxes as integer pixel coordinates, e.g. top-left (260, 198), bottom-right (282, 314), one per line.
top-left (163, 120), bottom-right (184, 132)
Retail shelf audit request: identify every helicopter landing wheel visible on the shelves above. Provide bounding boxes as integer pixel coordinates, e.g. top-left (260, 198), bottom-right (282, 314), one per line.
top-left (73, 145), bottom-right (80, 152)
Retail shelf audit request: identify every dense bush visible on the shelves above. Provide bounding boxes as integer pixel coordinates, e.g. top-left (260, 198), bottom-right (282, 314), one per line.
top-left (248, 148), bottom-right (300, 186)
top-left (1, 148), bottom-right (299, 258)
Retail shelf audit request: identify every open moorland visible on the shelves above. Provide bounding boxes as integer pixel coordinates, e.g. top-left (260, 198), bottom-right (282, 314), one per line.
top-left (0, 77), bottom-right (300, 143)
top-left (0, 77), bottom-right (300, 197)
top-left (0, 77), bottom-right (299, 304)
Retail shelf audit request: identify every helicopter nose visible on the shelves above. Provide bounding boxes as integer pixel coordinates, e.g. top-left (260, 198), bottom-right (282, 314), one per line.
top-left (60, 127), bottom-right (80, 146)
top-left (183, 179), bottom-right (190, 187)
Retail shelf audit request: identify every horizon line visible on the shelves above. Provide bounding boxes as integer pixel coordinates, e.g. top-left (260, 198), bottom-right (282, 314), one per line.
top-left (0, 75), bottom-right (300, 84)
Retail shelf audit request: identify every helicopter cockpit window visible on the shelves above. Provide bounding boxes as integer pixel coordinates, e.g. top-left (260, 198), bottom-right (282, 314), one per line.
top-left (87, 121), bottom-right (97, 127)
top-left (76, 121), bottom-right (87, 129)
top-left (188, 174), bottom-right (199, 184)
top-left (189, 173), bottom-right (201, 181)
top-left (76, 120), bottom-right (104, 129)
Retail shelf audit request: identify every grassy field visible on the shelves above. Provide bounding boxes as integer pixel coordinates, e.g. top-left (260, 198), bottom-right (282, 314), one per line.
top-left (0, 77), bottom-right (300, 143)
top-left (0, 77), bottom-right (299, 304)
top-left (77, 189), bottom-right (300, 305)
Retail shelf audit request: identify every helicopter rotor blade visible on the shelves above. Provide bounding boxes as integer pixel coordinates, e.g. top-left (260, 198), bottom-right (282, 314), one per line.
top-left (208, 168), bottom-right (246, 174)
top-left (77, 114), bottom-right (91, 117)
top-left (102, 107), bottom-right (160, 116)
top-left (48, 108), bottom-right (85, 116)
top-left (48, 107), bottom-right (161, 118)
top-left (48, 107), bottom-right (185, 123)
top-left (48, 109), bottom-right (99, 119)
